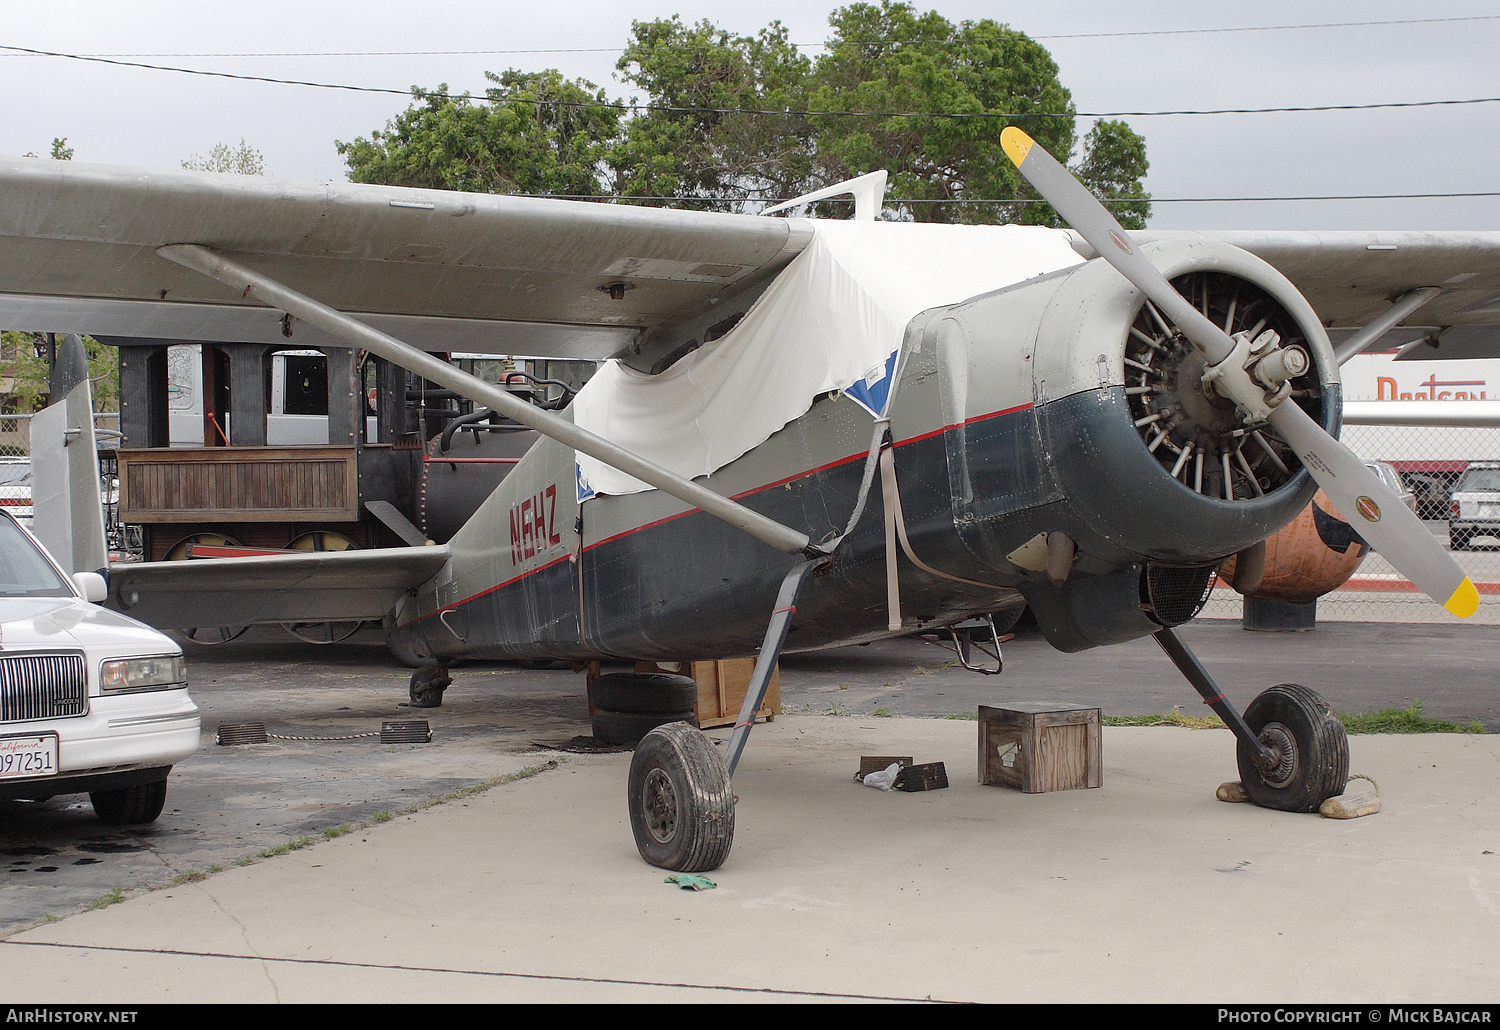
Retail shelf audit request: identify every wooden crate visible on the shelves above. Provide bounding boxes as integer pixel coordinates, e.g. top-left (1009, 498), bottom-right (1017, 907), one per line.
top-left (978, 702), bottom-right (1101, 793)
top-left (623, 658), bottom-right (780, 729)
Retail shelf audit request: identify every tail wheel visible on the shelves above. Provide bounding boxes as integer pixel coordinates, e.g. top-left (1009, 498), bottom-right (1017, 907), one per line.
top-left (282, 531), bottom-right (364, 644)
top-left (165, 533), bottom-right (248, 644)
top-left (1236, 683), bottom-right (1349, 812)
top-left (628, 721), bottom-right (734, 872)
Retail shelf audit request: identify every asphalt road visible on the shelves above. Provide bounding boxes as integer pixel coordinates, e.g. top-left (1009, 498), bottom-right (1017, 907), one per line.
top-left (0, 614), bottom-right (1494, 937)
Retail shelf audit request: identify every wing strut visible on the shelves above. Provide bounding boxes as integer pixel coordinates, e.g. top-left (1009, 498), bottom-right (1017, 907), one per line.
top-left (156, 244), bottom-right (814, 558)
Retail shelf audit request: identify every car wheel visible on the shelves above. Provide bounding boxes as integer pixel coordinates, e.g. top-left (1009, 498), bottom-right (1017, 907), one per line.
top-left (90, 778), bottom-right (168, 825)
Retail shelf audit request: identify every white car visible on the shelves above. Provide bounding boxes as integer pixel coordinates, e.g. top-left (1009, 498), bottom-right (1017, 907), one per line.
top-left (0, 509), bottom-right (199, 823)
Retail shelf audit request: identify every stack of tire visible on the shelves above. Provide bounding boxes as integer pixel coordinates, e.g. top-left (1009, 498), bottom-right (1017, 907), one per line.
top-left (589, 672), bottom-right (699, 746)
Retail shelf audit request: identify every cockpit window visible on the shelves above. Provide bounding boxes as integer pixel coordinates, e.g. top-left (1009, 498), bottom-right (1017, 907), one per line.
top-left (0, 516), bottom-right (73, 597)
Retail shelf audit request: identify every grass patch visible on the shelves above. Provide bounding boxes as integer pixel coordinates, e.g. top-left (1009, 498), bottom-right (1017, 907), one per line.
top-left (322, 824), bottom-right (352, 839)
top-left (1102, 701), bottom-right (1487, 735)
top-left (370, 810), bottom-right (392, 823)
top-left (84, 888), bottom-right (124, 911)
top-left (259, 836), bottom-right (313, 859)
top-left (1104, 706), bottom-right (1225, 730)
top-left (826, 702), bottom-right (848, 717)
top-left (912, 666), bottom-right (935, 676)
top-left (1340, 700), bottom-right (1486, 735)
top-left (172, 870), bottom-right (207, 885)
top-left (943, 711), bottom-right (977, 721)
top-left (872, 706), bottom-right (891, 718)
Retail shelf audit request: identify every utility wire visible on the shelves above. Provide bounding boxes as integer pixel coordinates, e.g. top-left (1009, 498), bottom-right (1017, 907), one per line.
top-left (3, 44), bottom-right (1498, 119)
top-left (9, 14), bottom-right (1499, 57)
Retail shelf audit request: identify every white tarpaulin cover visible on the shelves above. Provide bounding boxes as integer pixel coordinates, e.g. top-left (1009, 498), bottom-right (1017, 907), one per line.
top-left (572, 219), bottom-right (1084, 499)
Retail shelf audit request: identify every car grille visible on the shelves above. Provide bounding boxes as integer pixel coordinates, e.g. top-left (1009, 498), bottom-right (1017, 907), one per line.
top-left (0, 654), bottom-right (88, 721)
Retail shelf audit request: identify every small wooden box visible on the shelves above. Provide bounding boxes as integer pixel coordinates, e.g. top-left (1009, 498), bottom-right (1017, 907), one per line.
top-left (979, 703), bottom-right (1101, 793)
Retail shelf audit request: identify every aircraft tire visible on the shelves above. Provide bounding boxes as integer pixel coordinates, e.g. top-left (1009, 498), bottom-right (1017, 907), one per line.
top-left (1235, 683), bottom-right (1348, 813)
top-left (90, 776), bottom-right (169, 825)
top-left (589, 673), bottom-right (698, 715)
top-left (628, 721), bottom-right (734, 872)
top-left (408, 666), bottom-right (452, 708)
top-left (592, 709), bottom-right (695, 746)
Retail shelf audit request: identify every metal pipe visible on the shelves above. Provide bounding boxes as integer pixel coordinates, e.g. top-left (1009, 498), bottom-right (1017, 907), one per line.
top-left (1332, 287), bottom-right (1442, 364)
top-left (158, 244), bottom-right (814, 557)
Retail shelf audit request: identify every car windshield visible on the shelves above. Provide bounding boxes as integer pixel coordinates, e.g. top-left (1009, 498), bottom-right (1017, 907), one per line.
top-left (1457, 468), bottom-right (1500, 493)
top-left (0, 517), bottom-right (72, 597)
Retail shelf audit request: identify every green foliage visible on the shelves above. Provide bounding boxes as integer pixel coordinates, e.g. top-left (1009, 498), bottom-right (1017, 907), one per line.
top-left (0, 332), bottom-right (118, 412)
top-left (182, 139), bottom-right (266, 175)
top-left (50, 138), bottom-right (73, 161)
top-left (612, 17), bottom-right (814, 209)
top-left (1339, 700), bottom-right (1486, 735)
top-left (338, 71), bottom-right (620, 197)
top-left (337, 4), bottom-right (1149, 223)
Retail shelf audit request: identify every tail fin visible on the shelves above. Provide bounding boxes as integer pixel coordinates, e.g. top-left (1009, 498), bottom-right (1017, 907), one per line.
top-left (31, 378), bottom-right (108, 577)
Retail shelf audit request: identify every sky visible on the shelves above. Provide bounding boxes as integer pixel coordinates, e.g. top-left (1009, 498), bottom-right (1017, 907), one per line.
top-left (3, 0), bottom-right (1498, 231)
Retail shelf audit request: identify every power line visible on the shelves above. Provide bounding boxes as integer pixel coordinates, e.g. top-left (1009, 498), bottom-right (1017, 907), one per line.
top-left (7, 14), bottom-right (1498, 58)
top-left (4, 45), bottom-right (1498, 119)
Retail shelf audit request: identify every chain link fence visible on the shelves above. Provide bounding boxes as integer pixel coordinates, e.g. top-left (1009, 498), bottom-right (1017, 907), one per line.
top-left (1201, 422), bottom-right (1500, 625)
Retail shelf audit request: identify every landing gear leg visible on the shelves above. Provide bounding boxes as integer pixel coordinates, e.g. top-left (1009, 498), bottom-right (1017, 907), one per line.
top-left (627, 557), bottom-right (827, 871)
top-left (409, 664), bottom-right (451, 708)
top-left (1153, 628), bottom-right (1347, 812)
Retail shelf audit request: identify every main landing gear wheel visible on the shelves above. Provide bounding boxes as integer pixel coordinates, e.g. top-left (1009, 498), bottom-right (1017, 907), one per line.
top-left (409, 665), bottom-right (451, 708)
top-left (628, 721), bottom-right (735, 872)
top-left (1236, 683), bottom-right (1349, 812)
top-left (165, 534), bottom-right (248, 644)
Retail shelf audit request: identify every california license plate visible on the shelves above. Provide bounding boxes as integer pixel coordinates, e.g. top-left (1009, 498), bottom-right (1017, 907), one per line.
top-left (0, 734), bottom-right (59, 780)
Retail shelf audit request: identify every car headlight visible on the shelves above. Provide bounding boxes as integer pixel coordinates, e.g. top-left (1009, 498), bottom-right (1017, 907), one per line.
top-left (100, 655), bottom-right (186, 694)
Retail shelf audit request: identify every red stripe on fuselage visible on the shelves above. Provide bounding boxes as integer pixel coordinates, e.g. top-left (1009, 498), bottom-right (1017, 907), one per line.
top-left (401, 401), bottom-right (1034, 627)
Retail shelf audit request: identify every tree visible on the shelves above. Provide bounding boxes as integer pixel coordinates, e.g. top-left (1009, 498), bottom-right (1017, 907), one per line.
top-left (50, 138), bottom-right (73, 161)
top-left (808, 2), bottom-right (1149, 226)
top-left (335, 5), bottom-right (1150, 225)
top-left (182, 139), bottom-right (266, 175)
top-left (611, 18), bottom-right (814, 210)
top-left (337, 71), bottom-right (620, 196)
top-left (0, 332), bottom-right (118, 413)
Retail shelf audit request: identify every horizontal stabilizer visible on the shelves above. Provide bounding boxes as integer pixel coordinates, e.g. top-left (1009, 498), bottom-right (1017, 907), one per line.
top-left (108, 545), bottom-right (450, 630)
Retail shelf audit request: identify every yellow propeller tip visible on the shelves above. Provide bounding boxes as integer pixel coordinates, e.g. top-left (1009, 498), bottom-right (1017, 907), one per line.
top-left (1001, 126), bottom-right (1034, 167)
top-left (1444, 577), bottom-right (1480, 618)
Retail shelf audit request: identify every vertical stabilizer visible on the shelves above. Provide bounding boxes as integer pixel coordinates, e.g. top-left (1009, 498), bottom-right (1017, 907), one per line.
top-left (31, 379), bottom-right (108, 576)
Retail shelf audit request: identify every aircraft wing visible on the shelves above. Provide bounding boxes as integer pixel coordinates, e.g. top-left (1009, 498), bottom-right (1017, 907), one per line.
top-left (0, 157), bottom-right (812, 360)
top-left (108, 546), bottom-right (450, 630)
top-left (1134, 230), bottom-right (1500, 358)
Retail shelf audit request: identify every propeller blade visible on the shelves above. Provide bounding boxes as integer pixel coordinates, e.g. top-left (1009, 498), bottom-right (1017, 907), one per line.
top-left (1001, 126), bottom-right (1478, 618)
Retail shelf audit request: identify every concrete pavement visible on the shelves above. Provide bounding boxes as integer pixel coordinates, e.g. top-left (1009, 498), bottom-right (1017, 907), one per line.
top-left (3, 715), bottom-right (1497, 1003)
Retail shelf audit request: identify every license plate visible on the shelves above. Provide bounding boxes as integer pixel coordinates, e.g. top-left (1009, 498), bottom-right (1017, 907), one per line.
top-left (0, 734), bottom-right (59, 780)
top-left (1480, 504), bottom-right (1500, 518)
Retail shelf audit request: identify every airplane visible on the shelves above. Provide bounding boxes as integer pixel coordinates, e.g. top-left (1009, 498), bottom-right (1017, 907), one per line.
top-left (3, 130), bottom-right (1496, 872)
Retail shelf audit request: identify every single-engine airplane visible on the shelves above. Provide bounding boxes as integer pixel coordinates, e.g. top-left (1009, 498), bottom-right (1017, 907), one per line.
top-left (3, 130), bottom-right (1496, 871)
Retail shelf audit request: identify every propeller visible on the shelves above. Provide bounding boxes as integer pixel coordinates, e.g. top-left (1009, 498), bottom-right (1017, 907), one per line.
top-left (1001, 126), bottom-right (1478, 618)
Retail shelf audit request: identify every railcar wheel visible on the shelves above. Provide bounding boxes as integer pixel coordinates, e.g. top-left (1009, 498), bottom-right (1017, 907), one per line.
top-left (628, 721), bottom-right (734, 871)
top-left (281, 532), bottom-right (364, 643)
top-left (164, 534), bottom-right (249, 644)
top-left (1236, 683), bottom-right (1348, 812)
